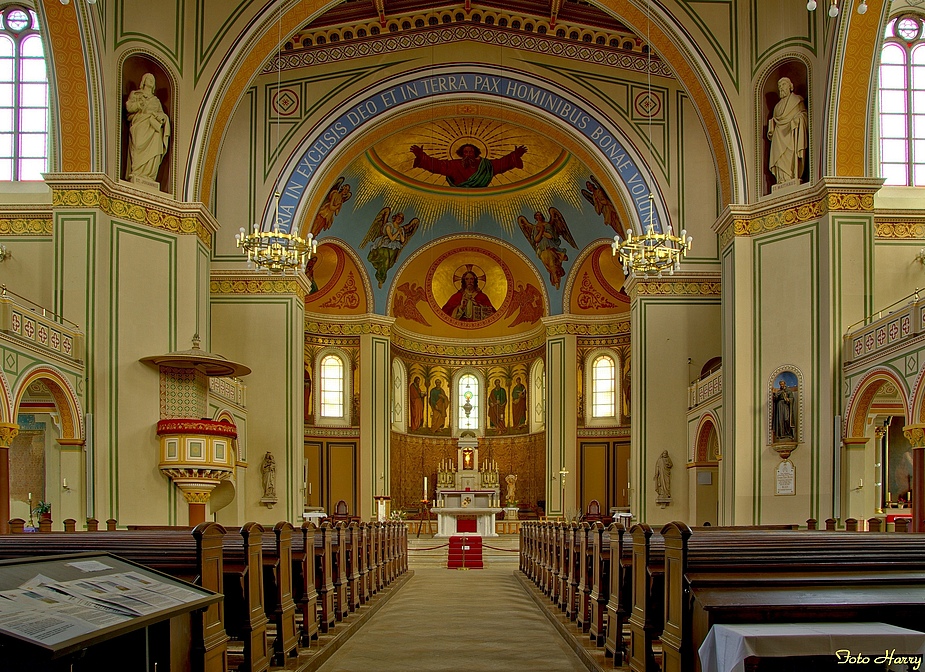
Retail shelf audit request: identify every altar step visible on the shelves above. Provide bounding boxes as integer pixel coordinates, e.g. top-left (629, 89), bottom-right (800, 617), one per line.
top-left (408, 534), bottom-right (520, 568)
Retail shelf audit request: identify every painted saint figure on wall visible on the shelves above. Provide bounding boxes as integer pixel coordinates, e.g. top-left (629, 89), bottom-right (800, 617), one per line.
top-left (409, 376), bottom-right (426, 431)
top-left (441, 270), bottom-right (496, 321)
top-left (488, 379), bottom-right (507, 431)
top-left (410, 143), bottom-right (526, 188)
top-left (517, 208), bottom-right (577, 289)
top-left (511, 377), bottom-right (527, 429)
top-left (429, 379), bottom-right (449, 433)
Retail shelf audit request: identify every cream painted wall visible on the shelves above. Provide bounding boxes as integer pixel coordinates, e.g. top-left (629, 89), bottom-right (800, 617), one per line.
top-left (754, 226), bottom-right (817, 525)
top-left (0, 237), bottom-right (55, 309)
top-left (112, 222), bottom-right (178, 525)
top-left (212, 289), bottom-right (305, 525)
top-left (633, 292), bottom-right (720, 526)
top-left (874, 242), bottom-right (923, 312)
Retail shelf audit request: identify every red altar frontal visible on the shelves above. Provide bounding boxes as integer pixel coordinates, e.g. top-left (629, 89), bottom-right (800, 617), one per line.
top-left (447, 535), bottom-right (483, 569)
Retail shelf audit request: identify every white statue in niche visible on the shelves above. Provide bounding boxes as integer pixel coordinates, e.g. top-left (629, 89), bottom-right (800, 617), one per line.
top-left (767, 76), bottom-right (808, 186)
top-left (125, 73), bottom-right (171, 186)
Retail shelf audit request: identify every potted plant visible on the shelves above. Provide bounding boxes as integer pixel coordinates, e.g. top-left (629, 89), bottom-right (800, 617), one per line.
top-left (32, 500), bottom-right (51, 521)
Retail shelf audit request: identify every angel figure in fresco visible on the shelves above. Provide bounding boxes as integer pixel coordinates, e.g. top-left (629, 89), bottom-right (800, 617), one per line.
top-left (517, 208), bottom-right (577, 289)
top-left (361, 207), bottom-right (420, 288)
top-left (410, 143), bottom-right (527, 188)
top-left (581, 175), bottom-right (623, 234)
top-left (504, 282), bottom-right (543, 326)
top-left (310, 177), bottom-right (352, 237)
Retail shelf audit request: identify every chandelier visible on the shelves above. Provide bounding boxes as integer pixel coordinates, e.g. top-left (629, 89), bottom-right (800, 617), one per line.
top-left (236, 192), bottom-right (318, 274)
top-left (612, 221), bottom-right (692, 278)
top-left (235, 4), bottom-right (318, 274)
top-left (611, 2), bottom-right (692, 279)
top-left (806, 0), bottom-right (868, 16)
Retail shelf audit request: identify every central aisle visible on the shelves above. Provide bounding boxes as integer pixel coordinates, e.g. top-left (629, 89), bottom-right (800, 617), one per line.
top-left (315, 566), bottom-right (589, 672)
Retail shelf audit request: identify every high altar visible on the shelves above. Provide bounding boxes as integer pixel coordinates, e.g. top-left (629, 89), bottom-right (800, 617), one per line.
top-left (432, 435), bottom-right (502, 537)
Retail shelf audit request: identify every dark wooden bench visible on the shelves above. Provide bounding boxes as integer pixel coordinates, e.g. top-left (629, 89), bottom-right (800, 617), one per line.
top-left (0, 521), bottom-right (229, 672)
top-left (660, 522), bottom-right (925, 672)
top-left (588, 522), bottom-right (610, 647)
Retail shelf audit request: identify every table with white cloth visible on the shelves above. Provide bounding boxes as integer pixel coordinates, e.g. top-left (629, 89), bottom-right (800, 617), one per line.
top-left (698, 622), bottom-right (925, 672)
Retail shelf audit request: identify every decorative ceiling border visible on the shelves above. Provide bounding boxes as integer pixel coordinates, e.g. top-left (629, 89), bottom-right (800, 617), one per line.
top-left (211, 271), bottom-right (310, 302)
top-left (304, 318), bottom-right (392, 338)
top-left (545, 318), bottom-right (630, 336)
top-left (875, 217), bottom-right (925, 240)
top-left (390, 330), bottom-right (546, 357)
top-left (390, 342), bottom-right (544, 367)
top-left (0, 216), bottom-right (53, 236)
top-left (715, 180), bottom-right (879, 250)
top-left (268, 24), bottom-right (674, 79)
top-left (45, 174), bottom-right (217, 248)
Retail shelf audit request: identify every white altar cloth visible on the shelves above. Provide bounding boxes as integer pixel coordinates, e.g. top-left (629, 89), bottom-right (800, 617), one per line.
top-left (698, 622), bottom-right (925, 672)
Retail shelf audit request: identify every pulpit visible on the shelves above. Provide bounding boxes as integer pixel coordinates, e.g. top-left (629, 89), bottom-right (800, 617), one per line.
top-left (432, 435), bottom-right (501, 537)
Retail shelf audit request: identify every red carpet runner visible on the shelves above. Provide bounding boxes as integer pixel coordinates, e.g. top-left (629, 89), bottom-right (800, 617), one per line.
top-left (447, 535), bottom-right (483, 569)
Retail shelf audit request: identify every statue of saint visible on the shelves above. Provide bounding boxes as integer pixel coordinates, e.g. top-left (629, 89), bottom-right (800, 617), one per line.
top-left (505, 473), bottom-right (518, 506)
top-left (125, 73), bottom-right (171, 184)
top-left (767, 77), bottom-right (808, 185)
top-left (654, 450), bottom-right (673, 501)
top-left (261, 451), bottom-right (277, 499)
top-left (772, 380), bottom-right (796, 442)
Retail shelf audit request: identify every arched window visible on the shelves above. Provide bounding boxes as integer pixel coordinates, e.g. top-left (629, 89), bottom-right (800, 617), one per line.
top-left (319, 354), bottom-right (345, 419)
top-left (879, 15), bottom-right (925, 185)
top-left (457, 373), bottom-right (479, 432)
top-left (591, 354), bottom-right (616, 419)
top-left (0, 7), bottom-right (48, 181)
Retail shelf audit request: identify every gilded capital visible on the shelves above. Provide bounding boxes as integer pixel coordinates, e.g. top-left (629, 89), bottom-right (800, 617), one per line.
top-left (0, 423), bottom-right (20, 448)
top-left (903, 424), bottom-right (925, 448)
top-left (182, 490), bottom-right (212, 504)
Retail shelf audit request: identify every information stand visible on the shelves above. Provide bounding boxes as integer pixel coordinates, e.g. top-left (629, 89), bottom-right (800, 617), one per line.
top-left (0, 552), bottom-right (221, 671)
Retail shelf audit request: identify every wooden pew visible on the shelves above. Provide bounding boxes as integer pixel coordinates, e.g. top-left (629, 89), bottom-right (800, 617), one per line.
top-left (222, 522), bottom-right (270, 672)
top-left (604, 522), bottom-right (630, 665)
top-left (588, 522), bottom-right (610, 647)
top-left (628, 523), bottom-right (663, 672)
top-left (575, 522), bottom-right (593, 631)
top-left (314, 521), bottom-right (336, 633)
top-left (557, 522), bottom-right (571, 611)
top-left (659, 522), bottom-right (925, 672)
top-left (0, 522), bottom-right (229, 672)
top-left (292, 522), bottom-right (319, 643)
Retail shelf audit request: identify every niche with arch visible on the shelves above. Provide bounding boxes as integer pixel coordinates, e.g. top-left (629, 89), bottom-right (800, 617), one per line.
top-left (762, 61), bottom-right (810, 195)
top-left (121, 55), bottom-right (173, 193)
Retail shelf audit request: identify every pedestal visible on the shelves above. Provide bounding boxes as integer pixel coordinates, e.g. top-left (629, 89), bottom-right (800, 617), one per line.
top-left (447, 535), bottom-right (483, 569)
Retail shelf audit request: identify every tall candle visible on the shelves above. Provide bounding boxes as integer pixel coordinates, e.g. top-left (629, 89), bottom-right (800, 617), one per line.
top-left (28, 492), bottom-right (31, 501)
top-left (424, 476), bottom-right (428, 498)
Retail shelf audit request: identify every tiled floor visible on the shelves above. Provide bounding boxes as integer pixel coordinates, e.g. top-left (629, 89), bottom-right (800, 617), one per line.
top-left (314, 566), bottom-right (591, 672)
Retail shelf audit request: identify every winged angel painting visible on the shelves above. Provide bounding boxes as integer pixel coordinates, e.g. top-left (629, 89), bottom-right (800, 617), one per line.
top-left (361, 207), bottom-right (420, 288)
top-left (517, 208), bottom-right (577, 289)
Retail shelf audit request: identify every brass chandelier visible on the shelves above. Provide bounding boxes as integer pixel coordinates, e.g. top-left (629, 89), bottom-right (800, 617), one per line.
top-left (612, 220), bottom-right (692, 278)
top-left (611, 1), bottom-right (692, 279)
top-left (236, 192), bottom-right (317, 274)
top-left (235, 4), bottom-right (318, 275)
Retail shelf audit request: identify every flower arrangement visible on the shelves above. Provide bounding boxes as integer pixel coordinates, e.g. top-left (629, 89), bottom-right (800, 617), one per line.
top-left (32, 500), bottom-right (51, 517)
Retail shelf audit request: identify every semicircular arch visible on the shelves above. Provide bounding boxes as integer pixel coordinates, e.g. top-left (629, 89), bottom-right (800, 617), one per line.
top-left (844, 367), bottom-right (910, 440)
top-left (186, 1), bottom-right (742, 207)
top-left (11, 366), bottom-right (84, 441)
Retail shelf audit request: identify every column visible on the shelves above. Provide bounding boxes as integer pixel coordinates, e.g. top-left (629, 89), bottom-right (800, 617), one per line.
top-left (359, 316), bottom-right (394, 519)
top-left (543, 316), bottom-right (577, 517)
top-left (903, 424), bottom-right (925, 532)
top-left (0, 423), bottom-right (20, 534)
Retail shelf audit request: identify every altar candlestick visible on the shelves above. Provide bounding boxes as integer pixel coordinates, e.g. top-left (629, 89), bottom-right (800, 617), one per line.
top-left (424, 476), bottom-right (427, 498)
